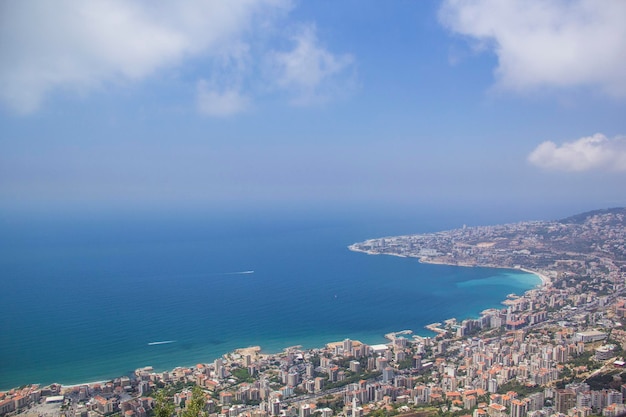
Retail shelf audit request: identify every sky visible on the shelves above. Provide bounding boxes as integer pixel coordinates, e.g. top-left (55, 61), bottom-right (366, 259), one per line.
top-left (1, 0), bottom-right (626, 219)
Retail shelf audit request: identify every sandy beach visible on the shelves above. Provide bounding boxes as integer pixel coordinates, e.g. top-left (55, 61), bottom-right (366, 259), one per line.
top-left (519, 268), bottom-right (551, 286)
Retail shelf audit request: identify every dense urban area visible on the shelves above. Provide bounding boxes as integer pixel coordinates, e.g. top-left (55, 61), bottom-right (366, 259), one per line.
top-left (3, 208), bottom-right (626, 417)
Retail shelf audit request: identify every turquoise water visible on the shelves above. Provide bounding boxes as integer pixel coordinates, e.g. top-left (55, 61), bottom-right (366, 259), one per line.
top-left (0, 208), bottom-right (540, 389)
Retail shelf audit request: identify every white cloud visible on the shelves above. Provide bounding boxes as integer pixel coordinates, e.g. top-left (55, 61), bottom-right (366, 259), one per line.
top-left (528, 133), bottom-right (626, 172)
top-left (269, 24), bottom-right (355, 105)
top-left (0, 0), bottom-right (291, 114)
top-left (196, 81), bottom-right (250, 117)
top-left (439, 0), bottom-right (626, 97)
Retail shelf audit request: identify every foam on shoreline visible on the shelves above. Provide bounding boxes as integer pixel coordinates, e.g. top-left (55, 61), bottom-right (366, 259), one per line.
top-left (519, 268), bottom-right (551, 286)
top-left (61, 380), bottom-right (109, 391)
top-left (350, 243), bottom-right (551, 290)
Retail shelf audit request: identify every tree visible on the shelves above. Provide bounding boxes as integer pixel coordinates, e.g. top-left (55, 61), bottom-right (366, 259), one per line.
top-left (232, 368), bottom-right (254, 383)
top-left (153, 390), bottom-right (175, 417)
top-left (182, 386), bottom-right (207, 417)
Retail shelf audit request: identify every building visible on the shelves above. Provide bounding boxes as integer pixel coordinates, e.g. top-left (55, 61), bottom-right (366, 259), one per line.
top-left (575, 331), bottom-right (607, 343)
top-left (382, 367), bottom-right (394, 383)
top-left (555, 389), bottom-right (577, 414)
top-left (300, 403), bottom-right (311, 417)
top-left (510, 399), bottom-right (528, 417)
top-left (595, 345), bottom-right (617, 360)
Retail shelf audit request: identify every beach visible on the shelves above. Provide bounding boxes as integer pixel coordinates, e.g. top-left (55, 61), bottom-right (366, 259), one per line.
top-left (520, 268), bottom-right (552, 286)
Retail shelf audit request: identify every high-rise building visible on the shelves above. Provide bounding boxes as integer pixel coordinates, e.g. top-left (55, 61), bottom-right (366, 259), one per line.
top-left (412, 355), bottom-right (422, 370)
top-left (382, 367), bottom-right (394, 384)
top-left (360, 343), bottom-right (370, 357)
top-left (395, 337), bottom-right (407, 348)
top-left (555, 389), bottom-right (576, 414)
top-left (607, 389), bottom-right (623, 406)
top-left (138, 381), bottom-right (150, 396)
top-left (527, 392), bottom-right (544, 411)
top-left (314, 377), bottom-right (324, 392)
top-left (304, 380), bottom-right (315, 393)
top-left (271, 399), bottom-right (281, 416)
top-left (214, 359), bottom-right (225, 379)
top-left (510, 399), bottom-right (527, 417)
top-left (352, 398), bottom-right (363, 417)
top-left (577, 392), bottom-right (591, 409)
top-left (300, 403), bottom-right (311, 417)
top-left (287, 372), bottom-right (299, 388)
top-left (343, 339), bottom-right (353, 354)
top-left (488, 378), bottom-right (498, 393)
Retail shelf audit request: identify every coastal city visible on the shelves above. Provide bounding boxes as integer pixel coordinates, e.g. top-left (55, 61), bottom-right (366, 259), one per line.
top-left (3, 208), bottom-right (626, 417)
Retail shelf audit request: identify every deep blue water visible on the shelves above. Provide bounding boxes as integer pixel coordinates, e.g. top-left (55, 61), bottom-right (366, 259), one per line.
top-left (0, 208), bottom-right (540, 389)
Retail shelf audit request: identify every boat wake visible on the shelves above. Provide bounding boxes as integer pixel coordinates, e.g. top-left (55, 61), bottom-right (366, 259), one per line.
top-left (177, 270), bottom-right (254, 277)
top-left (142, 271), bottom-right (255, 280)
top-left (148, 340), bottom-right (176, 346)
top-left (211, 271), bottom-right (255, 276)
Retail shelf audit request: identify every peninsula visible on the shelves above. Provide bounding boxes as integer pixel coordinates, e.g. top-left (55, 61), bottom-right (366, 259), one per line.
top-left (349, 207), bottom-right (626, 287)
top-left (3, 208), bottom-right (626, 417)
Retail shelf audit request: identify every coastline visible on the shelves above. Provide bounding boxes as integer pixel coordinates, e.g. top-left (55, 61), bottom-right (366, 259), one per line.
top-left (17, 257), bottom-right (542, 393)
top-left (519, 267), bottom-right (551, 286)
top-left (5, 245), bottom-right (546, 392)
top-left (60, 380), bottom-right (109, 390)
top-left (420, 259), bottom-right (550, 288)
top-left (348, 244), bottom-right (549, 288)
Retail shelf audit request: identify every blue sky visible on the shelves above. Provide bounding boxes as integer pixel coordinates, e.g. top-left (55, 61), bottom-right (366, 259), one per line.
top-left (1, 0), bottom-right (625, 217)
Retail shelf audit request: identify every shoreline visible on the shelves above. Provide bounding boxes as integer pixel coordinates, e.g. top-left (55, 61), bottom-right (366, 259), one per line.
top-left (519, 267), bottom-right (551, 286)
top-left (18, 333), bottom-right (389, 392)
top-left (60, 380), bottom-right (109, 390)
top-left (348, 244), bottom-right (550, 288)
top-left (42, 332), bottom-right (389, 392)
top-left (421, 259), bottom-right (550, 288)
top-left (7, 250), bottom-right (547, 393)
top-left (347, 244), bottom-right (550, 326)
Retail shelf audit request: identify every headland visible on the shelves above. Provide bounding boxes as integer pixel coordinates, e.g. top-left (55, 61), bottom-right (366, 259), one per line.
top-left (349, 207), bottom-right (626, 290)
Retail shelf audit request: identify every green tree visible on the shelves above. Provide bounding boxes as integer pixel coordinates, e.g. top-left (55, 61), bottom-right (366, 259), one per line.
top-left (232, 368), bottom-right (254, 383)
top-left (153, 390), bottom-right (175, 417)
top-left (182, 386), bottom-right (207, 417)
top-left (397, 358), bottom-right (413, 370)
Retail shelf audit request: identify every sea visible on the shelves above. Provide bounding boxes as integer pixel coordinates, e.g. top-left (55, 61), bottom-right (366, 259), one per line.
top-left (0, 206), bottom-right (542, 390)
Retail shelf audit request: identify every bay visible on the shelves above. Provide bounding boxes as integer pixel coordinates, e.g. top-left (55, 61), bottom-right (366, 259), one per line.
top-left (0, 207), bottom-right (540, 389)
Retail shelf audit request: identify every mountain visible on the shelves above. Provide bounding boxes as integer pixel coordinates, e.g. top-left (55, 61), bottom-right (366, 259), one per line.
top-left (559, 207), bottom-right (626, 226)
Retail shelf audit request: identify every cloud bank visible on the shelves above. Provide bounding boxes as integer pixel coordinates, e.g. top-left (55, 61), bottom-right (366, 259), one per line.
top-left (528, 133), bottom-right (626, 172)
top-left (0, 1), bottom-right (354, 115)
top-left (439, 0), bottom-right (626, 97)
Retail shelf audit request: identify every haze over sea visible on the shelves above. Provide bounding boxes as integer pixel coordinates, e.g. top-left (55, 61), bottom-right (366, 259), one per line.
top-left (0, 206), bottom-right (542, 390)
